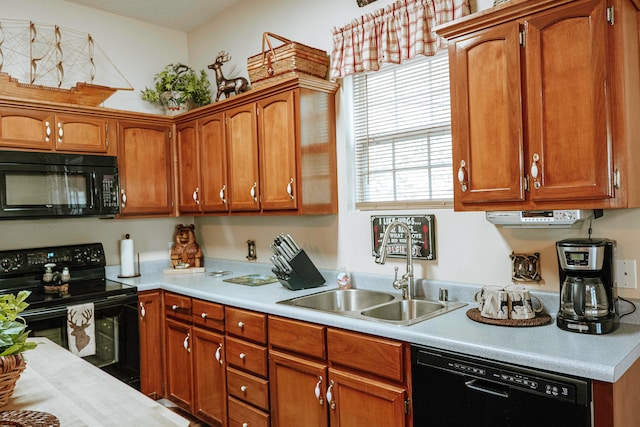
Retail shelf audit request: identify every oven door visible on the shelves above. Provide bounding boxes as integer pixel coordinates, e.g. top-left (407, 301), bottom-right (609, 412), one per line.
top-left (24, 294), bottom-right (140, 389)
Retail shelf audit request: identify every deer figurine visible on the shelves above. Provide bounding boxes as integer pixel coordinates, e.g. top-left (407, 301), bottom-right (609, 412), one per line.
top-left (208, 51), bottom-right (249, 101)
top-left (68, 308), bottom-right (93, 352)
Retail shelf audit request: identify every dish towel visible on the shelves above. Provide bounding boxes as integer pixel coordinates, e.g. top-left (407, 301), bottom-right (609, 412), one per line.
top-left (67, 303), bottom-right (96, 357)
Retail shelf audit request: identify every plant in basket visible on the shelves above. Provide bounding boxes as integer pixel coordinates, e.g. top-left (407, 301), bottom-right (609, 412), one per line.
top-left (141, 63), bottom-right (212, 114)
top-left (0, 290), bottom-right (37, 406)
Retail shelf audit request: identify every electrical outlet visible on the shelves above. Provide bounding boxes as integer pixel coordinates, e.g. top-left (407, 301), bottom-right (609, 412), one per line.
top-left (616, 260), bottom-right (637, 289)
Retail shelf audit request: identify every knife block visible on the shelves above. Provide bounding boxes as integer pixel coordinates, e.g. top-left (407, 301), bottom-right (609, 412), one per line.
top-left (272, 249), bottom-right (325, 290)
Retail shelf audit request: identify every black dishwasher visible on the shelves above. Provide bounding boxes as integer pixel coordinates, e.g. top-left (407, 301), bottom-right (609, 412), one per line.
top-left (411, 345), bottom-right (591, 427)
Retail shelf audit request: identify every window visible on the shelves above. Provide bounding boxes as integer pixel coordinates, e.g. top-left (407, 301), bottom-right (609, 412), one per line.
top-left (352, 50), bottom-right (453, 209)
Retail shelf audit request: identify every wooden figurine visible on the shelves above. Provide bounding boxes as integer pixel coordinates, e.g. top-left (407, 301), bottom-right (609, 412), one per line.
top-left (207, 51), bottom-right (250, 101)
top-left (170, 224), bottom-right (203, 268)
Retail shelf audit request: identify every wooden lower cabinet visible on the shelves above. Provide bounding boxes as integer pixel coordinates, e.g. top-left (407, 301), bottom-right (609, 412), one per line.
top-left (164, 317), bottom-right (193, 412)
top-left (192, 326), bottom-right (226, 426)
top-left (138, 290), bottom-right (163, 400)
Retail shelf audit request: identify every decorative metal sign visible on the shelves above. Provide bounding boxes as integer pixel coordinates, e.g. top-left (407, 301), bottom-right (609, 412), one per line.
top-left (371, 215), bottom-right (436, 260)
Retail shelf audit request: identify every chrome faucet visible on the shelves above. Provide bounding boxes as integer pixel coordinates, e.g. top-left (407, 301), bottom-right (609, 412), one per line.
top-left (375, 221), bottom-right (414, 300)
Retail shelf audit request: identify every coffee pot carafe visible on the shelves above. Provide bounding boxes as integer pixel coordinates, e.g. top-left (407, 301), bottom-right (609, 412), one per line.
top-left (556, 238), bottom-right (618, 334)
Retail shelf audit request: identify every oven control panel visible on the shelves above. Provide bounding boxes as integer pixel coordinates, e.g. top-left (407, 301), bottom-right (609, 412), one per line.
top-left (0, 243), bottom-right (105, 275)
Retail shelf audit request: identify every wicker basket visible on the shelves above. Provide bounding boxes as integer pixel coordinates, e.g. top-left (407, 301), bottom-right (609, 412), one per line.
top-left (247, 32), bottom-right (329, 85)
top-left (0, 355), bottom-right (26, 407)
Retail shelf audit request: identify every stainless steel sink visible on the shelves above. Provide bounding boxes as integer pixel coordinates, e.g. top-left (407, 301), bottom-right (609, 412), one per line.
top-left (277, 289), bottom-right (466, 326)
top-left (279, 289), bottom-right (395, 312)
top-left (360, 299), bottom-right (467, 326)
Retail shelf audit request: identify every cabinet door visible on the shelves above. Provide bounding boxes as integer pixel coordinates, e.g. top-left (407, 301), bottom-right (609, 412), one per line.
top-left (164, 317), bottom-right (193, 412)
top-left (54, 114), bottom-right (108, 153)
top-left (269, 350), bottom-right (328, 427)
top-left (327, 368), bottom-right (407, 427)
top-left (193, 327), bottom-right (227, 426)
top-left (449, 21), bottom-right (525, 207)
top-left (0, 107), bottom-right (54, 150)
top-left (176, 121), bottom-right (201, 214)
top-left (258, 91), bottom-right (298, 210)
top-left (117, 120), bottom-right (173, 216)
top-left (138, 291), bottom-right (163, 400)
top-left (524, 0), bottom-right (612, 201)
top-left (226, 104), bottom-right (260, 211)
top-left (199, 113), bottom-right (229, 212)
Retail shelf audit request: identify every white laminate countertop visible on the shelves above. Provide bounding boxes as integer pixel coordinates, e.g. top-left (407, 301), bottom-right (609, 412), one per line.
top-left (4, 338), bottom-right (190, 427)
top-left (109, 260), bottom-right (640, 384)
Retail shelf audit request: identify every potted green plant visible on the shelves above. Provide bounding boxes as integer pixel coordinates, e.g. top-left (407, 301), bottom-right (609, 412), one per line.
top-left (0, 290), bottom-right (37, 406)
top-left (141, 63), bottom-right (212, 114)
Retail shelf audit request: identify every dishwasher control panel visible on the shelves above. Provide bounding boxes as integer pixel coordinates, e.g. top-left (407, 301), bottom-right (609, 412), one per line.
top-left (414, 346), bottom-right (590, 405)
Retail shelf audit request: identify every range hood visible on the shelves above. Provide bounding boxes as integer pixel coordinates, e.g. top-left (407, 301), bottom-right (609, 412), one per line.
top-left (486, 210), bottom-right (602, 228)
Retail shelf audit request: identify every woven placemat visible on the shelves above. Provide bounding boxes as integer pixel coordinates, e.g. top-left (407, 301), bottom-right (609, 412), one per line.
top-left (0, 410), bottom-right (60, 427)
top-left (466, 308), bottom-right (552, 327)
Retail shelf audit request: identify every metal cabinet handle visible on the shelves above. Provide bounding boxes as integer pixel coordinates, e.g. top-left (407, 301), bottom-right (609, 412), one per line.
top-left (315, 375), bottom-right (324, 405)
top-left (326, 380), bottom-right (335, 410)
top-left (457, 160), bottom-right (468, 192)
top-left (250, 182), bottom-right (258, 203)
top-left (45, 121), bottom-right (51, 142)
top-left (139, 302), bottom-right (146, 319)
top-left (171, 305), bottom-right (180, 311)
top-left (215, 343), bottom-right (223, 365)
top-left (120, 189), bottom-right (127, 209)
top-left (57, 122), bottom-right (63, 143)
top-left (239, 352), bottom-right (246, 360)
top-left (286, 178), bottom-right (294, 200)
top-left (219, 184), bottom-right (227, 204)
top-left (531, 153), bottom-right (541, 189)
top-left (183, 332), bottom-right (190, 353)
top-left (242, 423), bottom-right (248, 427)
top-left (201, 312), bottom-right (207, 319)
top-left (237, 321), bottom-right (245, 329)
top-left (193, 187), bottom-right (200, 204)
top-left (240, 385), bottom-right (248, 392)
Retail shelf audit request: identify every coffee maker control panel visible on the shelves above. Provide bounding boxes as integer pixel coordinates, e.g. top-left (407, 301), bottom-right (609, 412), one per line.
top-left (557, 244), bottom-right (604, 271)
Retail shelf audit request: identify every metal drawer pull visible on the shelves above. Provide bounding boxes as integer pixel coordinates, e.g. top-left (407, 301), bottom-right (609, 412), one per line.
top-left (287, 178), bottom-right (294, 200)
top-left (250, 182), bottom-right (258, 203)
top-left (326, 380), bottom-right (335, 410)
top-left (239, 352), bottom-right (246, 360)
top-left (237, 321), bottom-right (245, 328)
top-left (139, 302), bottom-right (146, 319)
top-left (242, 423), bottom-right (248, 427)
top-left (531, 153), bottom-right (541, 189)
top-left (465, 379), bottom-right (510, 398)
top-left (193, 187), bottom-right (200, 204)
top-left (240, 385), bottom-right (247, 392)
top-left (120, 189), bottom-right (127, 208)
top-left (457, 160), bottom-right (468, 192)
top-left (201, 312), bottom-right (207, 319)
top-left (219, 184), bottom-right (227, 204)
top-left (57, 122), bottom-right (63, 142)
top-left (315, 375), bottom-right (324, 405)
top-left (215, 343), bottom-right (223, 365)
top-left (171, 305), bottom-right (179, 311)
top-left (45, 121), bottom-right (51, 141)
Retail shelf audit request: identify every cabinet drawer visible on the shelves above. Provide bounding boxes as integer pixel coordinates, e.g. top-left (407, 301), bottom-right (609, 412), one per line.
top-left (226, 307), bottom-right (267, 344)
top-left (228, 396), bottom-right (270, 427)
top-left (269, 316), bottom-right (326, 359)
top-left (192, 299), bottom-right (224, 331)
top-left (164, 293), bottom-right (192, 322)
top-left (226, 336), bottom-right (268, 377)
top-left (327, 328), bottom-right (405, 383)
top-left (227, 366), bottom-right (269, 411)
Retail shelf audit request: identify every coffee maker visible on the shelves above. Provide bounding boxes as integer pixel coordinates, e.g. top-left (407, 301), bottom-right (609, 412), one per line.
top-left (556, 238), bottom-right (618, 334)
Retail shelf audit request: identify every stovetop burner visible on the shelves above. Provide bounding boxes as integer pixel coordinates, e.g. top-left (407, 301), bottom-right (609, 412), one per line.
top-left (0, 243), bottom-right (137, 312)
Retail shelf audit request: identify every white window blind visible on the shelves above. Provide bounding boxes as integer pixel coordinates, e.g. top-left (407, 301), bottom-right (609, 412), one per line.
top-left (352, 50), bottom-right (453, 209)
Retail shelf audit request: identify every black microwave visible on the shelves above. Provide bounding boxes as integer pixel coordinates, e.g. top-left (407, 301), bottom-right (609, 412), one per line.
top-left (0, 150), bottom-right (119, 219)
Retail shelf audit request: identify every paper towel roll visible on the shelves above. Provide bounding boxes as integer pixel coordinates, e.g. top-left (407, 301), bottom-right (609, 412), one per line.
top-left (120, 234), bottom-right (135, 277)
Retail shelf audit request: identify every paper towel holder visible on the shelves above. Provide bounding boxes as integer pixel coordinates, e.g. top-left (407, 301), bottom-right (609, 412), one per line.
top-left (118, 234), bottom-right (141, 278)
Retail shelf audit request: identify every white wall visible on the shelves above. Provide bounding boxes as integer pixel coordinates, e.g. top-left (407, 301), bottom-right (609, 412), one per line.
top-left (3, 0), bottom-right (640, 300)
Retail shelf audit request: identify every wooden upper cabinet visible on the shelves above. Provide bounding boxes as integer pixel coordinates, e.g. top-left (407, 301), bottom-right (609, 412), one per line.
top-left (438, 0), bottom-right (640, 211)
top-left (176, 121), bottom-right (201, 214)
top-left (0, 107), bottom-right (111, 154)
top-left (258, 91), bottom-right (298, 211)
top-left (226, 103), bottom-right (260, 211)
top-left (199, 113), bottom-right (228, 213)
top-left (117, 120), bottom-right (173, 216)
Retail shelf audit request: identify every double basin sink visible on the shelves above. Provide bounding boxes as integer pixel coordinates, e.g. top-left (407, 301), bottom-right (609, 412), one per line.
top-left (277, 288), bottom-right (466, 326)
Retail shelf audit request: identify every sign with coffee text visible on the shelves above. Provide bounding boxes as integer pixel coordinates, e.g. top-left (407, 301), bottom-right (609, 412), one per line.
top-left (370, 215), bottom-right (436, 260)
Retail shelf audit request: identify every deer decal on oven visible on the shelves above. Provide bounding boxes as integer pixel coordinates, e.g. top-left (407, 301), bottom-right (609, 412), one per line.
top-left (208, 51), bottom-right (250, 101)
top-left (68, 308), bottom-right (93, 352)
